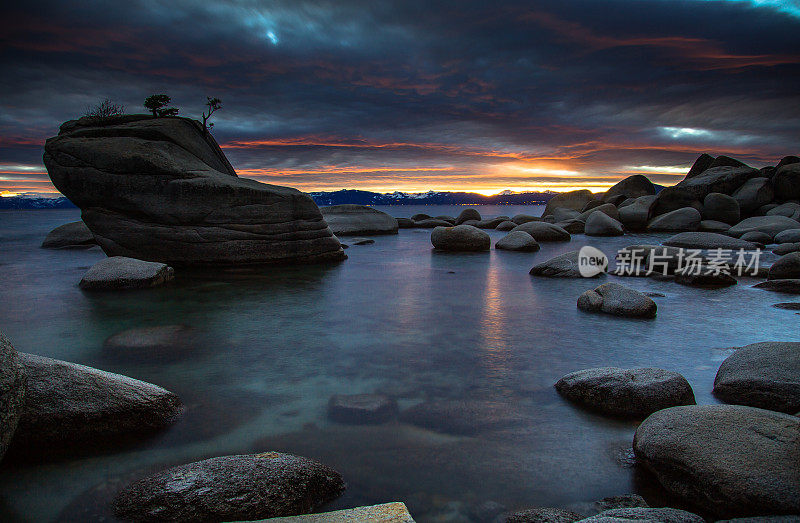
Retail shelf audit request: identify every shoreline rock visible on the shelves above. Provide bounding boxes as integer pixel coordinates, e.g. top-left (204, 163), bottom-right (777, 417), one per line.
top-left (79, 256), bottom-right (175, 290)
top-left (41, 221), bottom-right (97, 249)
top-left (320, 205), bottom-right (398, 236)
top-left (0, 332), bottom-right (25, 462)
top-left (577, 283), bottom-right (657, 318)
top-left (431, 225), bottom-right (490, 252)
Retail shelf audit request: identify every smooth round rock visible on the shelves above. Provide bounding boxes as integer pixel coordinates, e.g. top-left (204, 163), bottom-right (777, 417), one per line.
top-left (495, 220), bottom-right (518, 231)
top-left (431, 225), bottom-right (490, 252)
top-left (510, 222), bottom-right (571, 242)
top-left (713, 341), bottom-right (800, 413)
top-left (585, 211), bottom-right (624, 236)
top-left (455, 208), bottom-right (481, 224)
top-left (327, 394), bottom-right (398, 424)
top-left (633, 405), bottom-right (800, 518)
top-left (320, 205), bottom-right (398, 236)
top-left (703, 193), bottom-right (740, 224)
top-left (699, 220), bottom-right (731, 233)
top-left (495, 231), bottom-right (540, 252)
top-left (113, 452), bottom-right (346, 522)
top-left (662, 232), bottom-right (757, 250)
top-left (41, 221), bottom-right (96, 249)
top-left (618, 195), bottom-right (656, 230)
top-left (774, 229), bottom-right (800, 243)
top-left (413, 218), bottom-right (454, 228)
top-left (505, 507), bottom-right (581, 522)
top-left (728, 216), bottom-right (800, 239)
top-left (79, 256), bottom-right (174, 291)
top-left (740, 231), bottom-right (771, 245)
top-left (543, 190), bottom-right (594, 217)
top-left (555, 367), bottom-right (695, 418)
top-left (647, 207), bottom-right (701, 232)
top-left (530, 251), bottom-right (590, 278)
top-left (0, 332), bottom-right (25, 462)
top-left (773, 242), bottom-right (800, 255)
top-left (580, 507), bottom-right (704, 522)
top-left (577, 283), bottom-right (657, 318)
top-left (754, 279), bottom-right (800, 294)
top-left (768, 252), bottom-right (800, 280)
top-left (732, 177), bottom-right (774, 214)
top-left (512, 214), bottom-right (540, 224)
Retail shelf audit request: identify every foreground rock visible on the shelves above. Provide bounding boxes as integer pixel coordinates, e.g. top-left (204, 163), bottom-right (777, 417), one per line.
top-left (505, 507), bottom-right (581, 522)
top-left (618, 195), bottom-right (656, 230)
top-left (702, 193), bottom-right (740, 224)
top-left (713, 341), bottom-right (800, 413)
top-left (320, 205), bottom-right (398, 236)
top-left (262, 502), bottom-right (415, 522)
top-left (327, 394), bottom-right (398, 424)
top-left (774, 228), bottom-right (800, 243)
top-left (530, 251), bottom-right (593, 278)
top-left (754, 279), bottom-right (800, 294)
top-left (768, 252), bottom-right (800, 280)
top-left (495, 231), bottom-right (540, 252)
top-left (732, 177), bottom-right (774, 214)
top-left (7, 353), bottom-right (182, 462)
top-left (431, 225), bottom-right (490, 252)
top-left (0, 332), bottom-right (25, 461)
top-left (44, 115), bottom-right (344, 265)
top-left (580, 507), bottom-right (704, 522)
top-left (662, 232), bottom-right (758, 250)
top-left (585, 211), bottom-right (624, 236)
top-left (41, 221), bottom-right (96, 249)
top-left (113, 452), bottom-right (346, 522)
top-left (79, 256), bottom-right (174, 290)
top-left (510, 222), bottom-right (571, 242)
top-left (633, 405), bottom-right (800, 518)
top-left (774, 162), bottom-right (800, 200)
top-left (728, 215), bottom-right (800, 239)
top-left (399, 400), bottom-right (524, 435)
top-left (577, 283), bottom-right (657, 318)
top-left (555, 367), bottom-right (695, 418)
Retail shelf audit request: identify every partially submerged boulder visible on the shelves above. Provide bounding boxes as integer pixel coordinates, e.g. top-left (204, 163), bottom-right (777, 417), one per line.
top-left (647, 207), bottom-right (701, 232)
top-left (713, 341), bottom-right (800, 413)
top-left (530, 251), bottom-right (592, 278)
top-left (555, 367), bottom-right (695, 418)
top-left (585, 211), bottom-right (624, 236)
top-left (495, 231), bottom-right (540, 252)
top-left (577, 283), bottom-right (657, 318)
top-left (41, 221), bottom-right (96, 249)
top-left (320, 205), bottom-right (398, 236)
top-left (754, 279), bottom-right (800, 294)
top-left (431, 225), bottom-right (490, 252)
top-left (79, 256), bottom-right (174, 290)
top-left (662, 232), bottom-right (758, 250)
top-left (769, 252), bottom-right (800, 280)
top-left (728, 215), bottom-right (800, 239)
top-left (7, 353), bottom-right (182, 462)
top-left (0, 332), bottom-right (25, 462)
top-left (44, 115), bottom-right (344, 265)
top-left (510, 222), bottom-right (571, 242)
top-left (399, 399), bottom-right (525, 435)
top-left (113, 452), bottom-right (346, 522)
top-left (263, 502), bottom-right (414, 523)
top-left (543, 190), bottom-right (594, 217)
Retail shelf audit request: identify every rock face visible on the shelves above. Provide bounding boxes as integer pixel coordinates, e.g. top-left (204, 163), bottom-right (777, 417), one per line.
top-left (7, 353), bottom-right (182, 462)
top-left (41, 221), bottom-right (96, 249)
top-left (769, 252), bottom-right (800, 280)
top-left (647, 207), bottom-right (701, 232)
top-left (728, 215), bottom-right (800, 239)
top-left (495, 231), bottom-right (540, 252)
top-left (0, 332), bottom-right (25, 462)
top-left (577, 283), bottom-right (657, 318)
top-left (732, 177), bottom-right (774, 214)
top-left (327, 394), bottom-right (398, 424)
top-left (555, 367), bottom-right (695, 418)
top-left (543, 190), bottom-right (594, 217)
top-left (773, 162), bottom-right (800, 201)
top-left (576, 203), bottom-right (619, 222)
top-left (113, 452), bottom-right (346, 522)
top-left (713, 341), bottom-right (800, 413)
top-left (79, 256), bottom-right (174, 290)
top-left (431, 225), bottom-right (490, 252)
top-left (662, 232), bottom-right (757, 250)
top-left (633, 405), bottom-right (800, 518)
top-left (686, 153), bottom-right (715, 178)
top-left (601, 175), bottom-right (655, 202)
top-left (263, 502), bottom-right (415, 523)
top-left (671, 165), bottom-right (758, 201)
top-left (579, 507), bottom-right (704, 523)
top-left (455, 208), bottom-right (482, 224)
top-left (585, 211), bottom-right (624, 236)
top-left (703, 193), bottom-right (740, 224)
top-left (650, 187), bottom-right (701, 217)
top-left (320, 205), bottom-right (398, 236)
top-left (44, 115), bottom-right (344, 265)
top-left (530, 251), bottom-right (590, 278)
top-left (510, 222), bottom-right (571, 242)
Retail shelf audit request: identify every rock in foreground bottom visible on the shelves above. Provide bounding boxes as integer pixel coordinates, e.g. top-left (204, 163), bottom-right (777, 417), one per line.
top-left (41, 221), bottom-right (96, 249)
top-left (79, 256), bottom-right (174, 290)
top-left (577, 283), bottom-right (657, 318)
top-left (259, 502), bottom-right (415, 522)
top-left (431, 225), bottom-right (490, 252)
top-left (633, 405), bottom-right (800, 518)
top-left (0, 332), bottom-right (25, 461)
top-left (113, 453), bottom-right (346, 522)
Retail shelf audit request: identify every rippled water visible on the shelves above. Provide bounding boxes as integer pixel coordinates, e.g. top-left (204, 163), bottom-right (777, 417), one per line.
top-left (0, 207), bottom-right (797, 522)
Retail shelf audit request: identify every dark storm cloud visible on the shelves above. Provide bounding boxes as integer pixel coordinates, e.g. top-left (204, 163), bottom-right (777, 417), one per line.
top-left (1, 0), bottom-right (798, 193)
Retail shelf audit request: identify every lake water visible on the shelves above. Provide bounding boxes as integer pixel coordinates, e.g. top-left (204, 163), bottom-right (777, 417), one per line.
top-left (0, 206), bottom-right (796, 522)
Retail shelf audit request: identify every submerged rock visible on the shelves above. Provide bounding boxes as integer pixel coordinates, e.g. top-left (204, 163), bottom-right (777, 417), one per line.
top-left (674, 266), bottom-right (737, 287)
top-left (113, 452), bottom-right (346, 522)
top-left (0, 332), bottom-right (25, 462)
top-left (431, 225), bottom-right (490, 252)
top-left (768, 252), bottom-right (800, 280)
top-left (555, 367), bottom-right (694, 418)
top-left (633, 405), bottom-right (800, 518)
top-left (263, 502), bottom-right (415, 522)
top-left (495, 231), bottom-right (540, 252)
top-left (510, 222), bottom-right (571, 242)
top-left (577, 283), bottom-right (657, 318)
top-left (662, 232), bottom-right (757, 250)
top-left (44, 115), bottom-right (344, 265)
top-left (753, 279), bottom-right (800, 294)
top-left (713, 341), bottom-right (800, 413)
top-left (102, 324), bottom-right (199, 362)
top-left (349, 237), bottom-right (375, 245)
top-left (320, 205), bottom-right (398, 236)
top-left (327, 394), bottom-right (398, 424)
top-left (79, 256), bottom-right (174, 290)
top-left (530, 251), bottom-right (591, 278)
top-left (728, 215), bottom-right (800, 239)
top-left (41, 221), bottom-right (96, 249)
top-left (399, 400), bottom-right (525, 435)
top-left (7, 353), bottom-right (182, 462)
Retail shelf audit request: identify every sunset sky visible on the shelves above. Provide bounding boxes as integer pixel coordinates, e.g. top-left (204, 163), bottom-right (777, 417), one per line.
top-left (1, 0), bottom-right (798, 197)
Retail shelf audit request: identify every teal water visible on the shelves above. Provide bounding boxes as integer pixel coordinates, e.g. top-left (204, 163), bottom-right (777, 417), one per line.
top-left (0, 207), bottom-right (796, 522)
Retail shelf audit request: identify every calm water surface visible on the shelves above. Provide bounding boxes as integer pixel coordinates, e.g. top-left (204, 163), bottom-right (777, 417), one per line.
top-left (0, 206), bottom-right (797, 522)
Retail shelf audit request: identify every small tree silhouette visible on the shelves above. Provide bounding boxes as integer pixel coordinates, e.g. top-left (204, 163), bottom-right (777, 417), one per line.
top-left (202, 97), bottom-right (222, 133)
top-left (84, 98), bottom-right (125, 119)
top-left (144, 94), bottom-right (179, 117)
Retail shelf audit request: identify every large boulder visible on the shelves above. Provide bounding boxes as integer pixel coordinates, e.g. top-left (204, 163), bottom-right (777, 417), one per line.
top-left (662, 232), bottom-right (758, 250)
top-left (775, 228), bottom-right (800, 243)
top-left (767, 202), bottom-right (800, 219)
top-left (7, 353), bottom-right (182, 462)
top-left (510, 222), bottom-right (571, 241)
top-left (685, 153), bottom-right (715, 178)
top-left (495, 231), bottom-right (540, 252)
top-left (320, 205), bottom-right (398, 236)
top-left (505, 507), bottom-right (581, 522)
top-left (263, 502), bottom-right (414, 523)
top-left (543, 190), bottom-right (594, 217)
top-left (43, 115), bottom-right (344, 265)
top-left (769, 252), bottom-right (800, 280)
top-left (577, 282), bottom-right (657, 318)
top-left (113, 453), bottom-right (346, 522)
top-left (555, 367), bottom-right (694, 418)
top-left (647, 207), bottom-right (701, 232)
top-left (633, 405), bottom-right (800, 518)
top-left (579, 507), bottom-right (704, 522)
top-left (79, 256), bottom-right (174, 290)
top-left (602, 175), bottom-right (655, 202)
top-left (585, 211), bottom-right (624, 236)
top-left (618, 195), bottom-right (656, 230)
top-left (672, 165), bottom-right (758, 200)
top-left (776, 155), bottom-right (800, 170)
top-left (732, 177), bottom-right (774, 214)
top-left (709, 155), bottom-right (748, 170)
top-left (575, 203), bottom-right (619, 222)
top-left (773, 162), bottom-right (800, 201)
top-left (713, 342), bottom-right (800, 413)
top-left (431, 225), bottom-right (490, 252)
top-left (41, 221), bottom-right (96, 249)
top-left (728, 215), bottom-right (800, 239)
top-left (0, 332), bottom-right (25, 462)
top-left (702, 193), bottom-right (740, 224)
top-left (649, 187), bottom-right (701, 217)
top-left (530, 251), bottom-right (594, 278)
top-left (455, 208), bottom-right (481, 225)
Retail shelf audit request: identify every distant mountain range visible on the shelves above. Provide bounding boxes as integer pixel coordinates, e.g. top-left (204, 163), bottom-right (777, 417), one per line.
top-left (0, 195), bottom-right (76, 209)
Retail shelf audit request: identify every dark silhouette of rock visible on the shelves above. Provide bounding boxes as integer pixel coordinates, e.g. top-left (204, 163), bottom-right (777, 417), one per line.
top-left (774, 162), bottom-right (800, 201)
top-left (79, 256), bottom-right (174, 290)
top-left (320, 205), bottom-right (398, 235)
top-left (618, 195), bottom-right (656, 230)
top-left (495, 231), bottom-right (540, 251)
top-left (455, 208), bottom-right (482, 224)
top-left (769, 252), bottom-right (800, 280)
top-left (44, 115), bottom-right (344, 265)
top-left (530, 251), bottom-right (593, 278)
top-left (732, 177), bottom-right (774, 214)
top-left (601, 175), bottom-right (655, 202)
top-left (649, 187), bottom-right (701, 217)
top-left (41, 221), bottom-right (96, 249)
top-left (0, 332), bottom-right (25, 462)
top-left (686, 153), bottom-right (715, 178)
top-left (585, 211), bottom-right (624, 236)
top-left (647, 207), bottom-right (701, 232)
top-left (577, 283), bottom-right (657, 318)
top-left (754, 279), bottom-right (800, 294)
top-left (703, 193), bottom-right (740, 224)
top-left (543, 190), bottom-right (594, 217)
